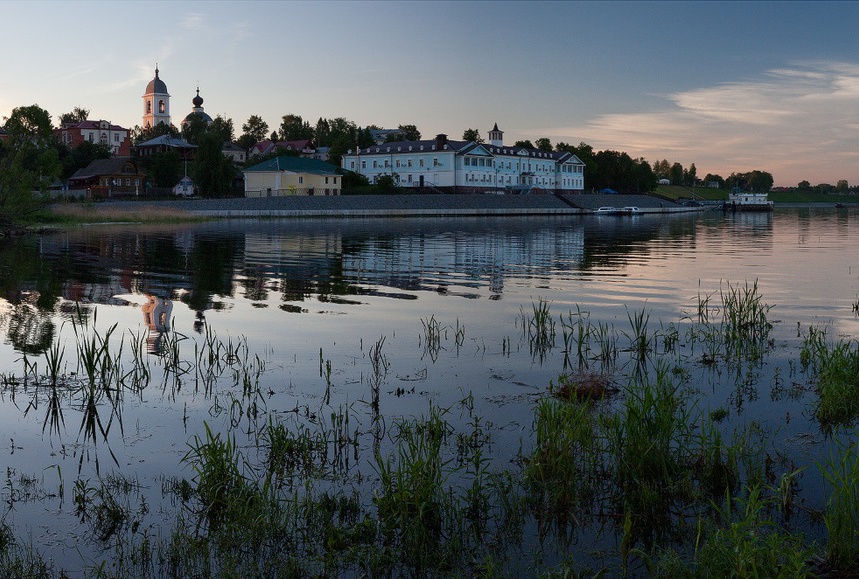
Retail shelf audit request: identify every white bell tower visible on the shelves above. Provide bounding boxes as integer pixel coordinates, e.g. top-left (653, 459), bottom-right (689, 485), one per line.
top-left (142, 65), bottom-right (171, 128)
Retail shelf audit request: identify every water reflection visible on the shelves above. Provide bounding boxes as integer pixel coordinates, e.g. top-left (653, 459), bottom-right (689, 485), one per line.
top-left (141, 294), bottom-right (173, 355)
top-left (0, 209), bottom-right (846, 355)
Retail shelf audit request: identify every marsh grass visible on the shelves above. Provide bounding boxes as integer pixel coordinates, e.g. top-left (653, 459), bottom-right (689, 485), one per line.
top-left (801, 328), bottom-right (859, 430)
top-left (46, 203), bottom-right (204, 224)
top-left (0, 286), bottom-right (855, 577)
top-left (822, 435), bottom-right (859, 571)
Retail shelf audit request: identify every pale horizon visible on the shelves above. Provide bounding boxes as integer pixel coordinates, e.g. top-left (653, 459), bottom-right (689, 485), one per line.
top-left (2, 1), bottom-right (858, 187)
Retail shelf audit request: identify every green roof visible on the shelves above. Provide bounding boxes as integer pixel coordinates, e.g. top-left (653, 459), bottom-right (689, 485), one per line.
top-left (244, 156), bottom-right (339, 175)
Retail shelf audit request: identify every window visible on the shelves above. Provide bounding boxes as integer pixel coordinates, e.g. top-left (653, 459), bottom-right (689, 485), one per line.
top-left (299, 176), bottom-right (304, 184)
top-left (333, 177), bottom-right (337, 184)
top-left (419, 159), bottom-right (424, 168)
top-left (114, 134), bottom-right (119, 142)
top-left (88, 133), bottom-right (94, 142)
top-left (325, 177), bottom-right (329, 184)
top-left (433, 158), bottom-right (439, 167)
top-left (407, 159), bottom-right (412, 167)
top-left (146, 101), bottom-right (151, 113)
top-left (373, 160), bottom-right (377, 168)
top-left (361, 161), bottom-right (366, 169)
top-left (125, 178), bottom-right (130, 186)
top-left (158, 100), bottom-right (165, 113)
top-left (350, 161), bottom-right (355, 169)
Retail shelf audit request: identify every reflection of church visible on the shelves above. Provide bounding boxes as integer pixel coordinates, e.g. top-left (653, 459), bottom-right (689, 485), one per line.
top-left (141, 294), bottom-right (173, 354)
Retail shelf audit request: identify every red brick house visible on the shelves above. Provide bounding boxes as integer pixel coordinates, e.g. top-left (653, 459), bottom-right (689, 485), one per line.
top-left (54, 120), bottom-right (131, 156)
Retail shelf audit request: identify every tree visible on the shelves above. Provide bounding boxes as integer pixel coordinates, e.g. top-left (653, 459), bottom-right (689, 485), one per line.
top-left (704, 174), bottom-right (725, 188)
top-left (514, 140), bottom-right (533, 149)
top-left (376, 174), bottom-right (395, 193)
top-left (131, 122), bottom-right (179, 146)
top-left (836, 179), bottom-right (849, 192)
top-left (535, 137), bottom-right (552, 152)
top-left (462, 128), bottom-right (483, 143)
top-left (210, 115), bottom-right (234, 144)
top-left (0, 105), bottom-right (58, 231)
top-left (191, 132), bottom-right (235, 197)
top-left (60, 139), bottom-right (111, 180)
top-left (58, 106), bottom-right (90, 126)
top-left (180, 115), bottom-right (209, 146)
top-left (669, 162), bottom-right (684, 185)
top-left (687, 163), bottom-right (697, 186)
top-left (279, 114), bottom-right (314, 141)
top-left (397, 124), bottom-right (421, 141)
top-left (241, 115), bottom-right (269, 143)
top-left (797, 180), bottom-right (811, 190)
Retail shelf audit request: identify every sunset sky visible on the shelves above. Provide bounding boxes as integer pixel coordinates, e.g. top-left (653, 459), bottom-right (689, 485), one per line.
top-left (3, 1), bottom-right (859, 187)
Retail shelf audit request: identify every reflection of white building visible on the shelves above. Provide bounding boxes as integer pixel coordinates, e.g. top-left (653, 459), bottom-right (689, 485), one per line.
top-left (341, 124), bottom-right (585, 194)
top-left (142, 295), bottom-right (173, 354)
top-left (340, 227), bottom-right (585, 296)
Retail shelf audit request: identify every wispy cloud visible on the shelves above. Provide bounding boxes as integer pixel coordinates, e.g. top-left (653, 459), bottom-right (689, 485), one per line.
top-left (545, 62), bottom-right (859, 185)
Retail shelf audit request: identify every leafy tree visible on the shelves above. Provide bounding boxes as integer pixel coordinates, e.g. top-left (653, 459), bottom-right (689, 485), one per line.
top-left (836, 179), bottom-right (849, 192)
top-left (0, 105), bottom-right (58, 231)
top-left (686, 163), bottom-right (697, 186)
top-left (357, 127), bottom-right (374, 148)
top-left (462, 128), bottom-right (483, 143)
top-left (535, 137), bottom-right (552, 152)
top-left (376, 174), bottom-right (395, 193)
top-left (514, 140), bottom-right (534, 148)
top-left (236, 133), bottom-right (257, 153)
top-left (60, 140), bottom-right (111, 179)
top-left (270, 131), bottom-right (278, 142)
top-left (397, 124), bottom-right (421, 141)
top-left (704, 173), bottom-right (725, 188)
top-left (191, 132), bottom-right (235, 197)
top-left (279, 114), bottom-right (314, 141)
top-left (58, 106), bottom-right (90, 126)
top-left (315, 118), bottom-right (331, 147)
top-left (669, 162), bottom-right (684, 185)
top-left (653, 159), bottom-right (670, 179)
top-left (131, 122), bottom-right (179, 146)
top-left (180, 114), bottom-right (209, 145)
top-left (137, 149), bottom-right (181, 187)
top-left (797, 180), bottom-right (811, 190)
top-left (726, 170), bottom-right (773, 192)
top-left (210, 115), bottom-right (234, 144)
top-left (241, 115), bottom-right (269, 143)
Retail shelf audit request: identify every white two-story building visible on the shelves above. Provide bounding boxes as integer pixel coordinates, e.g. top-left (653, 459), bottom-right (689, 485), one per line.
top-left (341, 124), bottom-right (584, 194)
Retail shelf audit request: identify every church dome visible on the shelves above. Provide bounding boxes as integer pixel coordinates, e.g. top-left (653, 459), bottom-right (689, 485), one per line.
top-left (145, 67), bottom-right (168, 95)
top-left (183, 110), bottom-right (213, 125)
top-left (192, 88), bottom-right (204, 108)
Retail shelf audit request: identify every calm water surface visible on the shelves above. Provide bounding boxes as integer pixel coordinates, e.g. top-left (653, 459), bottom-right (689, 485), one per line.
top-left (1, 206), bottom-right (858, 572)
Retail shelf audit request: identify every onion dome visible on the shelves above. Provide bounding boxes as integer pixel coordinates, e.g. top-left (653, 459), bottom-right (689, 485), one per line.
top-left (145, 66), bottom-right (168, 95)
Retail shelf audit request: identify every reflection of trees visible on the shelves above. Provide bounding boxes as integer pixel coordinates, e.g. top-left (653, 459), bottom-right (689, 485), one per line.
top-left (2, 302), bottom-right (55, 354)
top-left (180, 237), bottom-right (243, 312)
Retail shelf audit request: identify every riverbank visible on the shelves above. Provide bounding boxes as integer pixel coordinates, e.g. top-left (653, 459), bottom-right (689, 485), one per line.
top-left (46, 193), bottom-right (705, 221)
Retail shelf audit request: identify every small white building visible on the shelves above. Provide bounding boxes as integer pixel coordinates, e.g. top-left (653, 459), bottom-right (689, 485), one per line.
top-left (340, 124), bottom-right (584, 194)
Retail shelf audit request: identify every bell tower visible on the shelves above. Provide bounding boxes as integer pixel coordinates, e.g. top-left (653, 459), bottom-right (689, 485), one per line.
top-left (142, 65), bottom-right (171, 128)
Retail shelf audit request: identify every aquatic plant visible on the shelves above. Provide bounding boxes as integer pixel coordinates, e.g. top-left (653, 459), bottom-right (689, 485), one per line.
top-left (822, 435), bottom-right (859, 571)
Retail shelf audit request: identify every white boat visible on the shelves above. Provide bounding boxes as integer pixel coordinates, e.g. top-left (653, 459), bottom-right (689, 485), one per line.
top-left (595, 206), bottom-right (620, 214)
top-left (620, 206), bottom-right (641, 215)
top-left (725, 190), bottom-right (773, 212)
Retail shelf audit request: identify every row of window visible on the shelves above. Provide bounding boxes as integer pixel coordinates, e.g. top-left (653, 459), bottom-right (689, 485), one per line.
top-left (351, 156), bottom-right (581, 174)
top-left (100, 177), bottom-right (140, 187)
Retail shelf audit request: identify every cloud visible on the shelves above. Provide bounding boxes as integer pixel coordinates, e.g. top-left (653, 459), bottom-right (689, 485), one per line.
top-left (545, 62), bottom-right (859, 185)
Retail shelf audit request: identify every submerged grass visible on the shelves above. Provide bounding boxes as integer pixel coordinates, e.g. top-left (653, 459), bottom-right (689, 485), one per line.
top-left (2, 283), bottom-right (858, 577)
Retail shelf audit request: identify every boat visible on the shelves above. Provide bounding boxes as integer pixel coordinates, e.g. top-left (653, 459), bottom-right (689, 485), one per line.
top-left (595, 206), bottom-right (620, 214)
top-left (724, 189), bottom-right (773, 212)
top-left (620, 206), bottom-right (641, 215)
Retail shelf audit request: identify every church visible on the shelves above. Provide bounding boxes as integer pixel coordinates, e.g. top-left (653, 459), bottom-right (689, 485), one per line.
top-left (141, 66), bottom-right (213, 129)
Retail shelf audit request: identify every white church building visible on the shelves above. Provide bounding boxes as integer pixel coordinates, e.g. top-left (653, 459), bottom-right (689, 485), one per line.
top-left (340, 124), bottom-right (584, 194)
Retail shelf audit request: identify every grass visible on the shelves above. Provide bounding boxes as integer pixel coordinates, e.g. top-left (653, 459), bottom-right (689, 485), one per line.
top-left (36, 202), bottom-right (206, 225)
top-left (4, 284), bottom-right (859, 576)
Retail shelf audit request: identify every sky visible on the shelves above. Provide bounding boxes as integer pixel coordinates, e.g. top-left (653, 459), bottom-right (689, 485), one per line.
top-left (2, 0), bottom-right (859, 187)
